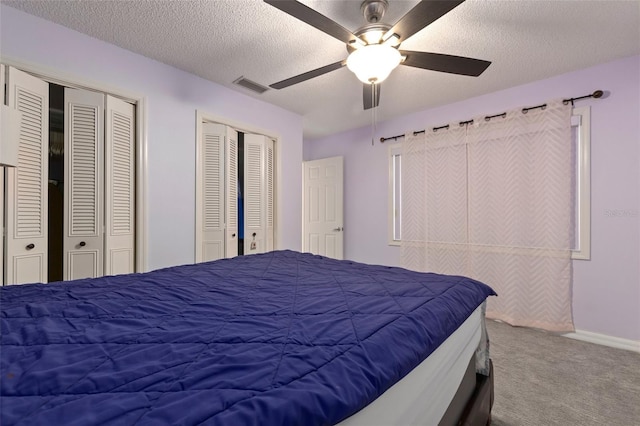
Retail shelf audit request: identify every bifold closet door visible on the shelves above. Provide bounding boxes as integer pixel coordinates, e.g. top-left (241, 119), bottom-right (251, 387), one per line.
top-left (63, 88), bottom-right (105, 280)
top-left (225, 126), bottom-right (238, 258)
top-left (243, 134), bottom-right (274, 255)
top-left (5, 67), bottom-right (49, 285)
top-left (1, 64), bottom-right (5, 284)
top-left (197, 123), bottom-right (227, 262)
top-left (265, 140), bottom-right (274, 251)
top-left (196, 122), bottom-right (238, 261)
top-left (104, 95), bottom-right (135, 275)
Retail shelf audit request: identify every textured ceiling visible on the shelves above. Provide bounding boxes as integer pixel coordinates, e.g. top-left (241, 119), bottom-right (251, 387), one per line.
top-left (3, 0), bottom-right (640, 140)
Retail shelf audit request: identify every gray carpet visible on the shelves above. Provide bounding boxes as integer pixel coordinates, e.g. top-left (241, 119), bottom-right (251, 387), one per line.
top-left (487, 320), bottom-right (640, 426)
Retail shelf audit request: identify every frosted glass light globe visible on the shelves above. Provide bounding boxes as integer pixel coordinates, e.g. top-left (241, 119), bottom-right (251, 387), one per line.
top-left (346, 44), bottom-right (402, 84)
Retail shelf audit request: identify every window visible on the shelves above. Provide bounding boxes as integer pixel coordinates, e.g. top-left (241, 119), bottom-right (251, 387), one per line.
top-left (387, 144), bottom-right (402, 246)
top-left (388, 107), bottom-right (591, 260)
top-left (570, 106), bottom-right (591, 260)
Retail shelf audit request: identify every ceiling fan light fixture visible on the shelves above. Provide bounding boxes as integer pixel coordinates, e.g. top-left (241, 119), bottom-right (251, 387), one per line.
top-left (360, 29), bottom-right (385, 45)
top-left (346, 44), bottom-right (402, 84)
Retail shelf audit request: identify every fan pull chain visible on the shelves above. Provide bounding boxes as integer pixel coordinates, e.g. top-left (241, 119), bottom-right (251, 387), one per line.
top-left (371, 82), bottom-right (377, 145)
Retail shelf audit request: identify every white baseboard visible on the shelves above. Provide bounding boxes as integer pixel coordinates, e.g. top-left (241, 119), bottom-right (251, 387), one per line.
top-left (563, 330), bottom-right (640, 353)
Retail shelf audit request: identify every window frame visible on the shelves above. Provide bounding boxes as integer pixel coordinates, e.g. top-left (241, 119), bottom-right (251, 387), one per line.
top-left (387, 143), bottom-right (401, 246)
top-left (571, 106), bottom-right (591, 260)
top-left (387, 107), bottom-right (591, 260)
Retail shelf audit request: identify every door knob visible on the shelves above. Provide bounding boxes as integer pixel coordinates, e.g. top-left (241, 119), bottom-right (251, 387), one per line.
top-left (79, 241), bottom-right (86, 247)
top-left (231, 233), bottom-right (236, 238)
top-left (333, 227), bottom-right (343, 232)
top-left (26, 243), bottom-right (35, 250)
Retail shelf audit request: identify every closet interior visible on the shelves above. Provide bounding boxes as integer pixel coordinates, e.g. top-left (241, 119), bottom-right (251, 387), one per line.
top-left (48, 83), bottom-right (64, 282)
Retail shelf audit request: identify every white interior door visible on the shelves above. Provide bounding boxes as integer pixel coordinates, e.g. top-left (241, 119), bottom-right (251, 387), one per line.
top-left (63, 88), bottom-right (105, 280)
top-left (5, 67), bottom-right (49, 285)
top-left (104, 95), bottom-right (136, 275)
top-left (303, 156), bottom-right (344, 259)
top-left (197, 122), bottom-right (227, 262)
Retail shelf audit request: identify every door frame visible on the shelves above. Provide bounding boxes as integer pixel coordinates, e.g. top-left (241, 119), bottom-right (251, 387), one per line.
top-left (1, 58), bottom-right (148, 273)
top-left (195, 110), bottom-right (280, 260)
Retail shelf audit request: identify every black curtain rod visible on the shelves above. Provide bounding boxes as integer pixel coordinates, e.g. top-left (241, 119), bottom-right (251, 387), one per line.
top-left (379, 90), bottom-right (604, 143)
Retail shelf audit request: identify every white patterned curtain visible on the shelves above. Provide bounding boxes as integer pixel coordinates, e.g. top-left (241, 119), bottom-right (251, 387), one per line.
top-left (401, 125), bottom-right (470, 275)
top-left (401, 100), bottom-right (574, 332)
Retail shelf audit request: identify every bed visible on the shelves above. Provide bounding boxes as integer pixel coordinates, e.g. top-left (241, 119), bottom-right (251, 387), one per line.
top-left (1, 250), bottom-right (496, 425)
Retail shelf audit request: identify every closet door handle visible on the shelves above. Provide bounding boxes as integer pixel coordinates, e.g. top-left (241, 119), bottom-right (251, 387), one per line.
top-left (26, 243), bottom-right (35, 250)
top-left (231, 233), bottom-right (236, 238)
top-left (79, 241), bottom-right (86, 247)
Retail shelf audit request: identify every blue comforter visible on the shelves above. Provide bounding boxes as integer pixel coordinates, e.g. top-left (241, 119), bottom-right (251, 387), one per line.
top-left (1, 250), bottom-right (495, 425)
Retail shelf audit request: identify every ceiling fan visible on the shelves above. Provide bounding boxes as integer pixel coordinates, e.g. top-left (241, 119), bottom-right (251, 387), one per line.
top-left (264, 0), bottom-right (491, 110)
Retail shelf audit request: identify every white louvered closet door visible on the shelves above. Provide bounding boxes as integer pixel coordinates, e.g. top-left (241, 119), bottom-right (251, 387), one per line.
top-left (5, 67), bottom-right (49, 285)
top-left (1, 64), bottom-right (5, 284)
top-left (104, 95), bottom-right (135, 275)
top-left (63, 88), bottom-right (105, 280)
top-left (265, 139), bottom-right (274, 252)
top-left (243, 134), bottom-right (274, 255)
top-left (198, 123), bottom-right (227, 262)
top-left (225, 127), bottom-right (238, 258)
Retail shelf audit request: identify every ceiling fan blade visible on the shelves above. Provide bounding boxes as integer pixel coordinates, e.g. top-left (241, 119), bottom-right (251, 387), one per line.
top-left (270, 60), bottom-right (346, 89)
top-left (385, 0), bottom-right (465, 43)
top-left (264, 0), bottom-right (358, 44)
top-left (363, 83), bottom-right (381, 110)
top-left (400, 51), bottom-right (491, 77)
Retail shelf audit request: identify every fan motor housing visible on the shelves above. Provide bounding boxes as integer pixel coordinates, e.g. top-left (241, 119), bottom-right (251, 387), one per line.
top-left (361, 0), bottom-right (388, 23)
top-left (347, 23), bottom-right (393, 53)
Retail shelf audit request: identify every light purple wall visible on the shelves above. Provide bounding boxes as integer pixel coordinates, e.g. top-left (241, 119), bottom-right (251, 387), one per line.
top-left (305, 55), bottom-right (640, 342)
top-left (1, 5), bottom-right (304, 271)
